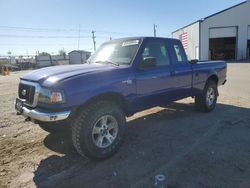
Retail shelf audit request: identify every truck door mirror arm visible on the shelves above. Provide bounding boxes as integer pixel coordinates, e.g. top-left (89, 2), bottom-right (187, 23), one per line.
top-left (140, 57), bottom-right (157, 69)
top-left (190, 59), bottom-right (198, 64)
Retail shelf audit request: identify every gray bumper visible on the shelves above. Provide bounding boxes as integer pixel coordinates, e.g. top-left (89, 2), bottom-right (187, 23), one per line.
top-left (19, 106), bottom-right (71, 122)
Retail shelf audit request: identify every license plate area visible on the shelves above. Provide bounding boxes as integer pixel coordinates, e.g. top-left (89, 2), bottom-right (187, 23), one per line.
top-left (15, 98), bottom-right (24, 114)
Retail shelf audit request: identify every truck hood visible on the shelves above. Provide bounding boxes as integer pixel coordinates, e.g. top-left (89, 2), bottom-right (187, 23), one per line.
top-left (21, 63), bottom-right (116, 85)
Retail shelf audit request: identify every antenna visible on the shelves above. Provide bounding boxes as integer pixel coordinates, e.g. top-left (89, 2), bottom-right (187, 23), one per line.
top-left (92, 31), bottom-right (96, 51)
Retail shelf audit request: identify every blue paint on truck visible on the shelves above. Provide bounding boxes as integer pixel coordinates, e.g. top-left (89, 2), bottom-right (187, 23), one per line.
top-left (16, 37), bottom-right (227, 159)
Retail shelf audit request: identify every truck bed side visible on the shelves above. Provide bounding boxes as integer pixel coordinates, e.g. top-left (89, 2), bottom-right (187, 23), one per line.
top-left (191, 61), bottom-right (227, 95)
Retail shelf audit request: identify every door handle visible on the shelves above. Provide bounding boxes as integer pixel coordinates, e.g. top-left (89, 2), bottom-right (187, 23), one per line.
top-left (122, 79), bottom-right (133, 84)
top-left (195, 72), bottom-right (199, 80)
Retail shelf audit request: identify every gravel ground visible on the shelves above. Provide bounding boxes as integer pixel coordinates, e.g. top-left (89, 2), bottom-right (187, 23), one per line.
top-left (0, 63), bottom-right (250, 188)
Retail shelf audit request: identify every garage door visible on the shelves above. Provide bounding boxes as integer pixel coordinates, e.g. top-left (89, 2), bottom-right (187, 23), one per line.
top-left (209, 27), bottom-right (237, 39)
top-left (209, 27), bottom-right (237, 60)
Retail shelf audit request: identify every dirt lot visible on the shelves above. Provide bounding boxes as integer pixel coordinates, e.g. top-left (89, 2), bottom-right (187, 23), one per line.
top-left (0, 63), bottom-right (250, 188)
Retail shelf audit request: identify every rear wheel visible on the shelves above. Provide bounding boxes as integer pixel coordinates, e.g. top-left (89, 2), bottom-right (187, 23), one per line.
top-left (195, 80), bottom-right (218, 112)
top-left (72, 100), bottom-right (126, 160)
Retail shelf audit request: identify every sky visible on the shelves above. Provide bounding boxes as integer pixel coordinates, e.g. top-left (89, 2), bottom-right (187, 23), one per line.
top-left (0, 0), bottom-right (244, 56)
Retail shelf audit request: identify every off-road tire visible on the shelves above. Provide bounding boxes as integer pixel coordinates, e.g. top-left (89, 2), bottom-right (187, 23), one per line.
top-left (195, 80), bottom-right (218, 112)
top-left (72, 100), bottom-right (126, 160)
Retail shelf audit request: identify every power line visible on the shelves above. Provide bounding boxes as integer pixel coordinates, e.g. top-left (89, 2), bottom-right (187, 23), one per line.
top-left (0, 25), bottom-right (154, 36)
top-left (77, 25), bottom-right (81, 50)
top-left (0, 25), bottom-right (90, 33)
top-left (0, 33), bottom-right (170, 39)
top-left (0, 34), bottom-right (92, 38)
top-left (0, 25), bottom-right (171, 55)
top-left (0, 43), bottom-right (82, 46)
top-left (96, 30), bottom-right (151, 36)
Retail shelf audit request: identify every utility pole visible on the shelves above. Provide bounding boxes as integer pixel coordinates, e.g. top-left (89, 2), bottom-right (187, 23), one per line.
top-left (153, 24), bottom-right (157, 37)
top-left (7, 51), bottom-right (11, 64)
top-left (77, 24), bottom-right (81, 50)
top-left (92, 30), bottom-right (96, 51)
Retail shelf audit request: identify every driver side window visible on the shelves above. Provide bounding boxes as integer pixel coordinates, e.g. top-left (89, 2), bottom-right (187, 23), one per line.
top-left (142, 41), bottom-right (170, 66)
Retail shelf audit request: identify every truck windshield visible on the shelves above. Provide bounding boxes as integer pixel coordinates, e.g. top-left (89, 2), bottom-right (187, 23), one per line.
top-left (88, 39), bottom-right (140, 65)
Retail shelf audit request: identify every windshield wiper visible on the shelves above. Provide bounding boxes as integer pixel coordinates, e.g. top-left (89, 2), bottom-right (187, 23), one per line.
top-left (94, 61), bottom-right (119, 66)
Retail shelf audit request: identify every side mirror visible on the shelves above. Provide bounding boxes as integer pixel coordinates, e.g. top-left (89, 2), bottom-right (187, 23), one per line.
top-left (190, 59), bottom-right (198, 64)
top-left (141, 57), bottom-right (157, 68)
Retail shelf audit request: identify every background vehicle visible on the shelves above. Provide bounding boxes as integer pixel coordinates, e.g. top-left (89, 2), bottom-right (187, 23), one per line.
top-left (15, 37), bottom-right (227, 160)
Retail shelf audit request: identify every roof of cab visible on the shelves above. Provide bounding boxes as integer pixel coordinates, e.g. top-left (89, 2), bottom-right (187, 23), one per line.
top-left (106, 36), bottom-right (179, 43)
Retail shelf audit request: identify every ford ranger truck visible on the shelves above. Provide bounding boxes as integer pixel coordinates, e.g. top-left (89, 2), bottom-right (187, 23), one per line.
top-left (15, 37), bottom-right (227, 160)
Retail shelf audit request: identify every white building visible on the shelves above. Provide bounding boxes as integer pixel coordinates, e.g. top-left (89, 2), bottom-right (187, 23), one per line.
top-left (69, 50), bottom-right (91, 64)
top-left (172, 0), bottom-right (250, 61)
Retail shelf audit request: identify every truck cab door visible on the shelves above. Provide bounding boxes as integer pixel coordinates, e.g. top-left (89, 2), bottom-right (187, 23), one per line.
top-left (135, 39), bottom-right (175, 110)
top-left (167, 40), bottom-right (193, 99)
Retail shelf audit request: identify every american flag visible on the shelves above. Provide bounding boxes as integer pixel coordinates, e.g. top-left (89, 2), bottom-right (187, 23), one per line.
top-left (181, 32), bottom-right (188, 51)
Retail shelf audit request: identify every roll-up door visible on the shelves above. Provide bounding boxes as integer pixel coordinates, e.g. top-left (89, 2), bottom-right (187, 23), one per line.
top-left (209, 27), bottom-right (237, 39)
top-left (209, 27), bottom-right (237, 60)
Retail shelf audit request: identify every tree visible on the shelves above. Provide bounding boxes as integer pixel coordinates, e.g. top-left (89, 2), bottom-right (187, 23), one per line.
top-left (58, 48), bottom-right (66, 56)
top-left (39, 52), bottom-right (50, 56)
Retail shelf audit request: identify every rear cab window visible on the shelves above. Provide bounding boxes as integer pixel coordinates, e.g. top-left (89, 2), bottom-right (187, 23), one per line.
top-left (172, 42), bottom-right (188, 63)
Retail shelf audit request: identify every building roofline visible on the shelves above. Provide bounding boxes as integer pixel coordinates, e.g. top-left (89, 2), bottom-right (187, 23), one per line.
top-left (69, 50), bottom-right (91, 54)
top-left (172, 1), bottom-right (247, 34)
top-left (172, 20), bottom-right (200, 34)
top-left (203, 1), bottom-right (246, 20)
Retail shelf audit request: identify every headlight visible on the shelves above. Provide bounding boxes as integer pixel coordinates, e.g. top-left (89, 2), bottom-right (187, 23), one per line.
top-left (38, 88), bottom-right (66, 104)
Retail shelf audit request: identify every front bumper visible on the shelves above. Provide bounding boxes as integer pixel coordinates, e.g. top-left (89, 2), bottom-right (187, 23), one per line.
top-left (17, 106), bottom-right (71, 122)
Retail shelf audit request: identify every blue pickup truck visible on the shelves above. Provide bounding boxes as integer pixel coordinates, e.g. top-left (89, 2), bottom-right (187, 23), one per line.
top-left (15, 37), bottom-right (227, 159)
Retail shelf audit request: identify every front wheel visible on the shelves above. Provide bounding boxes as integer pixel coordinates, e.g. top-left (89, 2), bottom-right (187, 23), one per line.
top-left (72, 101), bottom-right (126, 160)
top-left (195, 80), bottom-right (218, 112)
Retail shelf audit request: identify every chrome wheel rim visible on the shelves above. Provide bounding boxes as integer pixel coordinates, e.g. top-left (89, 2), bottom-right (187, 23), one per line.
top-left (206, 87), bottom-right (215, 106)
top-left (92, 115), bottom-right (118, 148)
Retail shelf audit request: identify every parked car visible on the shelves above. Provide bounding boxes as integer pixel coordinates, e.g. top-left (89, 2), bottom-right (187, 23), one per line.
top-left (15, 37), bottom-right (227, 160)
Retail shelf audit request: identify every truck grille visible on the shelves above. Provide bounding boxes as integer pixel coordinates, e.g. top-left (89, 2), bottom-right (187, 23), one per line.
top-left (18, 83), bottom-right (35, 105)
